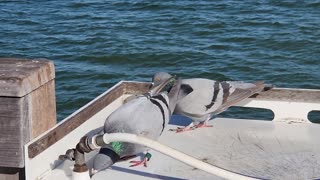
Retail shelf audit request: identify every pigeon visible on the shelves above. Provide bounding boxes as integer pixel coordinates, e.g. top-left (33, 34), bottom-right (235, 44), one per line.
top-left (92, 77), bottom-right (185, 173)
top-left (152, 72), bottom-right (267, 133)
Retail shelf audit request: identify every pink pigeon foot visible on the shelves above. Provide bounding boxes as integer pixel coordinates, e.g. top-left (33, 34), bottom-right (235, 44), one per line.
top-left (129, 153), bottom-right (152, 167)
top-left (169, 122), bottom-right (196, 133)
top-left (169, 126), bottom-right (195, 133)
top-left (195, 121), bottom-right (213, 128)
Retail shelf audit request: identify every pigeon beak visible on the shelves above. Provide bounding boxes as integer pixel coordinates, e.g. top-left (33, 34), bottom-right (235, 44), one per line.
top-left (149, 82), bottom-right (154, 89)
top-left (167, 78), bottom-right (182, 113)
top-left (149, 76), bottom-right (175, 96)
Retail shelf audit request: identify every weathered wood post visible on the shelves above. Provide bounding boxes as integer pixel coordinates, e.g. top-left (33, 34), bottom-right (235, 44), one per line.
top-left (0, 58), bottom-right (56, 180)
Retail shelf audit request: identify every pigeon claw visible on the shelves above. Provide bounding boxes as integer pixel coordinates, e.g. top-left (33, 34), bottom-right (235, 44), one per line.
top-left (129, 153), bottom-right (152, 167)
top-left (169, 122), bottom-right (213, 132)
top-left (119, 155), bottom-right (137, 162)
top-left (195, 122), bottom-right (213, 129)
top-left (169, 126), bottom-right (195, 133)
top-left (129, 158), bottom-right (148, 167)
top-left (176, 127), bottom-right (195, 133)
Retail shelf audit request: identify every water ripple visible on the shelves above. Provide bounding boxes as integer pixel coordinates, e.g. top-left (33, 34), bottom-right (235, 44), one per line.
top-left (0, 0), bottom-right (319, 121)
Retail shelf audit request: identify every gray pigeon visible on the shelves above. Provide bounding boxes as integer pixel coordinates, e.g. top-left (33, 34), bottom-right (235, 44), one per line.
top-left (92, 77), bottom-right (184, 173)
top-left (152, 72), bottom-right (266, 132)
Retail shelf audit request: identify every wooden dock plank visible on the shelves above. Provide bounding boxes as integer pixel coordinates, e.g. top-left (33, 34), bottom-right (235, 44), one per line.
top-left (0, 58), bottom-right (54, 97)
top-left (0, 58), bottom-right (56, 180)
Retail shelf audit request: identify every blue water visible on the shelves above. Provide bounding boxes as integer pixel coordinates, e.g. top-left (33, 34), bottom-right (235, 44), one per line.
top-left (1, 1), bottom-right (319, 121)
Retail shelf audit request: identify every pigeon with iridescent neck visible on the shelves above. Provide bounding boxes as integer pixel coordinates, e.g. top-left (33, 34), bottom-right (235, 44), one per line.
top-left (152, 72), bottom-right (267, 133)
top-left (92, 77), bottom-right (186, 174)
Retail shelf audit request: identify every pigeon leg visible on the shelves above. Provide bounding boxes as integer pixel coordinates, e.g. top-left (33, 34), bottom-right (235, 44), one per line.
top-left (195, 119), bottom-right (213, 129)
top-left (129, 152), bottom-right (152, 167)
top-left (119, 155), bottom-right (137, 162)
top-left (169, 122), bottom-right (195, 133)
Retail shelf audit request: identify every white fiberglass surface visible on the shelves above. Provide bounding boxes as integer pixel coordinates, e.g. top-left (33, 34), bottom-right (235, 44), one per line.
top-left (44, 116), bottom-right (320, 180)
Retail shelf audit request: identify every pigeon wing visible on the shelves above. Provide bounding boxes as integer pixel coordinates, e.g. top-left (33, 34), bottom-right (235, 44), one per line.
top-left (213, 81), bottom-right (265, 114)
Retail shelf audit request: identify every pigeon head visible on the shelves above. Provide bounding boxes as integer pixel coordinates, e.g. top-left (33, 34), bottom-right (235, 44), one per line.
top-left (149, 75), bottom-right (176, 96)
top-left (152, 72), bottom-right (173, 87)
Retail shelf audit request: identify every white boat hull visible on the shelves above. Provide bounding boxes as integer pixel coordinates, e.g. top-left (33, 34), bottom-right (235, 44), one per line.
top-left (24, 81), bottom-right (320, 180)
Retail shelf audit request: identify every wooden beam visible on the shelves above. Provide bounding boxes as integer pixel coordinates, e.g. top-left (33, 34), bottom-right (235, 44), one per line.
top-left (29, 80), bottom-right (56, 138)
top-left (0, 58), bottom-right (56, 180)
top-left (0, 97), bottom-right (29, 167)
top-left (0, 58), bottom-right (54, 97)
